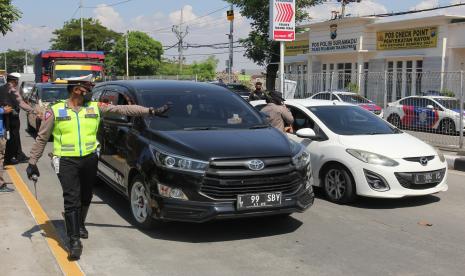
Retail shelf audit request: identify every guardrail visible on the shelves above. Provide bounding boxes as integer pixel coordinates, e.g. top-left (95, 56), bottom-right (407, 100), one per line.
top-left (283, 71), bottom-right (465, 149)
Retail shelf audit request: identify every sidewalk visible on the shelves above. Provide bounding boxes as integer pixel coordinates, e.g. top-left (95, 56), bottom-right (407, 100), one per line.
top-left (441, 149), bottom-right (465, 172)
top-left (0, 172), bottom-right (62, 276)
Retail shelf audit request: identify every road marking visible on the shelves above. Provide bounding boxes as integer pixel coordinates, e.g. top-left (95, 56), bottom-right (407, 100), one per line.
top-left (6, 166), bottom-right (85, 276)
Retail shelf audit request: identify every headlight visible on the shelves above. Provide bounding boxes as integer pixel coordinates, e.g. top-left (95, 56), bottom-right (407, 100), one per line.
top-left (151, 146), bottom-right (208, 173)
top-left (437, 151), bottom-right (446, 163)
top-left (158, 184), bottom-right (188, 200)
top-left (292, 144), bottom-right (311, 170)
top-left (346, 149), bottom-right (399, 167)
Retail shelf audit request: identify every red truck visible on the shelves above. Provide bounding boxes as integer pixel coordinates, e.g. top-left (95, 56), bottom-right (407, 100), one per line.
top-left (34, 50), bottom-right (105, 83)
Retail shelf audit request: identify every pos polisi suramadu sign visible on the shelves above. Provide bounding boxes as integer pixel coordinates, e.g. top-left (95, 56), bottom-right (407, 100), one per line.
top-left (269, 0), bottom-right (295, 41)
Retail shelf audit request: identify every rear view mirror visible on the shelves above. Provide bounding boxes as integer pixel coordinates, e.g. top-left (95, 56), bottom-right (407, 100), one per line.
top-left (296, 128), bottom-right (317, 139)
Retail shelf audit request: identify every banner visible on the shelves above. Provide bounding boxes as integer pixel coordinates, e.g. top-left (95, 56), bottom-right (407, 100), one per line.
top-left (269, 0), bottom-right (295, 41)
top-left (285, 40), bottom-right (309, 56)
top-left (377, 27), bottom-right (438, 50)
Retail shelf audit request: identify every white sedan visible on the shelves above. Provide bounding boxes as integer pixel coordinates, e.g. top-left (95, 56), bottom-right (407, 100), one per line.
top-left (252, 99), bottom-right (448, 204)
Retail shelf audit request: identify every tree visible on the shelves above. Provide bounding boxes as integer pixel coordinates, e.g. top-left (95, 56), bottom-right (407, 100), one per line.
top-left (50, 18), bottom-right (121, 52)
top-left (0, 49), bottom-right (33, 72)
top-left (0, 0), bottom-right (21, 36)
top-left (159, 56), bottom-right (219, 81)
top-left (225, 0), bottom-right (321, 91)
top-left (110, 31), bottom-right (163, 76)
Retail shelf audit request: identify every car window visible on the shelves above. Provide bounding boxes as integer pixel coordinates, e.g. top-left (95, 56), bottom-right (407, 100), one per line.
top-left (312, 93), bottom-right (329, 100)
top-left (309, 105), bottom-right (399, 135)
top-left (39, 87), bottom-right (68, 102)
top-left (338, 94), bottom-right (370, 104)
top-left (138, 88), bottom-right (264, 131)
top-left (288, 106), bottom-right (315, 132)
top-left (435, 98), bottom-right (463, 110)
top-left (100, 90), bottom-right (129, 121)
top-left (400, 97), bottom-right (414, 106)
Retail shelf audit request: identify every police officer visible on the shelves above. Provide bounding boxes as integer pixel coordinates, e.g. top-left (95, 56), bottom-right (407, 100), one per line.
top-left (0, 72), bottom-right (34, 164)
top-left (26, 75), bottom-right (171, 260)
top-left (248, 81), bottom-right (266, 101)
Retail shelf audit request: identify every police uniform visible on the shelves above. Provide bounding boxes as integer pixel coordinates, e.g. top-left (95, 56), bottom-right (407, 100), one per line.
top-left (27, 77), bottom-right (169, 260)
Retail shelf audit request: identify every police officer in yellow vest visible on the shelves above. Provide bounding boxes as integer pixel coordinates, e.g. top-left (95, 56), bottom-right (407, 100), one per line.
top-left (26, 75), bottom-right (171, 260)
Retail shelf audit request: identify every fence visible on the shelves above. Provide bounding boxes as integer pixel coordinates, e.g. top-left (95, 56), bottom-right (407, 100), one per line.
top-left (283, 71), bottom-right (465, 149)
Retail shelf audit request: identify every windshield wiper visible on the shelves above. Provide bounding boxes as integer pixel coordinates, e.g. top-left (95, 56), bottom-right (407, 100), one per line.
top-left (249, 124), bottom-right (269, 129)
top-left (183, 127), bottom-right (220, 131)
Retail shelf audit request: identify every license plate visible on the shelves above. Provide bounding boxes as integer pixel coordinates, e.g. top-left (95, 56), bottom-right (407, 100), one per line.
top-left (413, 171), bottom-right (443, 185)
top-left (237, 192), bottom-right (282, 210)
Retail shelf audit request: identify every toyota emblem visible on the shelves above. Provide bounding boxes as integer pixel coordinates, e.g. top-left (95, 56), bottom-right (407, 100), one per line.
top-left (419, 157), bottom-right (429, 166)
top-left (247, 160), bottom-right (265, 171)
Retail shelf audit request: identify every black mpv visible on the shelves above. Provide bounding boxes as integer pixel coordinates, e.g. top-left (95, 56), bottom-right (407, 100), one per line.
top-left (93, 80), bottom-right (314, 229)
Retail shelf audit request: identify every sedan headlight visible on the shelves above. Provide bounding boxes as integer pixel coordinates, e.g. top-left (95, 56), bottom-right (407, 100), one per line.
top-left (346, 149), bottom-right (399, 167)
top-left (151, 146), bottom-right (209, 173)
top-left (292, 144), bottom-right (311, 170)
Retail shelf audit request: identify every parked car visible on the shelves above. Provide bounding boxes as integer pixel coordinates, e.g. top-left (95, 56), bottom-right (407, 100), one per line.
top-left (212, 82), bottom-right (251, 100)
top-left (20, 81), bottom-right (35, 99)
top-left (384, 96), bottom-right (465, 135)
top-left (26, 83), bottom-right (69, 132)
top-left (309, 91), bottom-right (383, 117)
top-left (251, 99), bottom-right (448, 204)
top-left (92, 80), bottom-right (314, 228)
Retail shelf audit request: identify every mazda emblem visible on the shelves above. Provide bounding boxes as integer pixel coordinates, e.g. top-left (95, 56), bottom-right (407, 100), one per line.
top-left (419, 157), bottom-right (428, 166)
top-left (247, 160), bottom-right (265, 171)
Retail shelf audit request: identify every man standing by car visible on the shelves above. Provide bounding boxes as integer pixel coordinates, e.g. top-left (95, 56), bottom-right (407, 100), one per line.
top-left (249, 81), bottom-right (266, 101)
top-left (261, 91), bottom-right (294, 132)
top-left (0, 72), bottom-right (34, 165)
top-left (26, 75), bottom-right (171, 260)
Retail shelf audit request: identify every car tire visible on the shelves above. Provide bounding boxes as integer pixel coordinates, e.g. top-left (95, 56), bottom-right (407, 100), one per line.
top-left (322, 164), bottom-right (356, 204)
top-left (129, 176), bottom-right (157, 229)
top-left (387, 114), bottom-right (402, 128)
top-left (439, 119), bottom-right (456, 136)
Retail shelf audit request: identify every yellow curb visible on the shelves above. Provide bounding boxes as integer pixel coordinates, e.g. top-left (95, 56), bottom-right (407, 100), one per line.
top-left (6, 166), bottom-right (85, 276)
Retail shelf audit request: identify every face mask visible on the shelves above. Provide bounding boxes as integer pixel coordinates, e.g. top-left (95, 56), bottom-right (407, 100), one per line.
top-left (83, 92), bottom-right (93, 103)
top-left (295, 119), bottom-right (306, 127)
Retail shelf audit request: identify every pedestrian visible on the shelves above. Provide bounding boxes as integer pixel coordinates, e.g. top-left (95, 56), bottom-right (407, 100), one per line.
top-left (0, 72), bottom-right (34, 165)
top-left (0, 104), bottom-right (13, 192)
top-left (261, 91), bottom-right (294, 132)
top-left (26, 75), bottom-right (171, 260)
top-left (248, 81), bottom-right (266, 101)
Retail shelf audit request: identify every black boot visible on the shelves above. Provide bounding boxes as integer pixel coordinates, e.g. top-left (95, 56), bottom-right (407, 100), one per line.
top-left (80, 206), bottom-right (89, 239)
top-left (64, 210), bottom-right (83, 260)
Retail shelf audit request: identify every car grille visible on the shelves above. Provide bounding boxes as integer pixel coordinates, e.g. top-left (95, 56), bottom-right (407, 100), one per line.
top-left (403, 156), bottom-right (435, 163)
top-left (395, 169), bottom-right (445, 190)
top-left (200, 157), bottom-right (303, 200)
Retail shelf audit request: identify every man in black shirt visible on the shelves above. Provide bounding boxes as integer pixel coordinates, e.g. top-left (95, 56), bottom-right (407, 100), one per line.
top-left (248, 81), bottom-right (266, 101)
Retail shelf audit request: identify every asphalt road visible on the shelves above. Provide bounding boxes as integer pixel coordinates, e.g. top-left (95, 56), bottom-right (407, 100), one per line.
top-left (15, 115), bottom-right (465, 276)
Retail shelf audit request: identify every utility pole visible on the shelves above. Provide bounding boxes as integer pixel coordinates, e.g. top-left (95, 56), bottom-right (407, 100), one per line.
top-left (4, 52), bottom-right (7, 72)
top-left (172, 7), bottom-right (189, 74)
top-left (125, 31), bottom-right (129, 77)
top-left (337, 0), bottom-right (361, 18)
top-left (227, 6), bottom-right (234, 83)
top-left (80, 0), bottom-right (85, 51)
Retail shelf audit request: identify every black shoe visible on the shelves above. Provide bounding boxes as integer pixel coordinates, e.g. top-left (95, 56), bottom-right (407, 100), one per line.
top-left (17, 155), bottom-right (29, 163)
top-left (0, 184), bottom-right (14, 193)
top-left (64, 210), bottom-right (83, 260)
top-left (4, 158), bottom-right (19, 165)
top-left (80, 206), bottom-right (89, 239)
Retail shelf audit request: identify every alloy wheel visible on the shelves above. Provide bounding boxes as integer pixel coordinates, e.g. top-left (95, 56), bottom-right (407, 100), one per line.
top-left (324, 169), bottom-right (347, 201)
top-left (130, 181), bottom-right (150, 223)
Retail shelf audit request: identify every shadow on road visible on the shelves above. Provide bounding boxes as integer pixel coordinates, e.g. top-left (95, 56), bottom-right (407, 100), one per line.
top-left (21, 220), bottom-right (68, 253)
top-left (314, 188), bottom-right (441, 209)
top-left (93, 181), bottom-right (304, 243)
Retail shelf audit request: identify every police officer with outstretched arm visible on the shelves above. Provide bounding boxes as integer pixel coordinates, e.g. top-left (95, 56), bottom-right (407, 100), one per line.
top-left (26, 75), bottom-right (171, 260)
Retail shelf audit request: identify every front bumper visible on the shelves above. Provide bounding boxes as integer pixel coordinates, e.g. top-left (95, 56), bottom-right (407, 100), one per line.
top-left (151, 188), bottom-right (314, 223)
top-left (349, 158), bottom-right (448, 198)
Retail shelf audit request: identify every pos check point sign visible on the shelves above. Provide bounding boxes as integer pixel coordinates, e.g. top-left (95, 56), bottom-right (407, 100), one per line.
top-left (270, 0), bottom-right (295, 41)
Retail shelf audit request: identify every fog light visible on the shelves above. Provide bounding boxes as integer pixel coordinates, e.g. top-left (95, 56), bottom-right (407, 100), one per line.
top-left (157, 184), bottom-right (188, 200)
top-left (363, 169), bottom-right (390, 192)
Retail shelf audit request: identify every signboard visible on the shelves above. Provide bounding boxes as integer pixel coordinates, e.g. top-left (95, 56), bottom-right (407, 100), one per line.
top-left (285, 40), bottom-right (309, 56)
top-left (227, 10), bottom-right (234, 21)
top-left (377, 27), bottom-right (438, 50)
top-left (269, 0), bottom-right (295, 41)
top-left (311, 38), bottom-right (358, 52)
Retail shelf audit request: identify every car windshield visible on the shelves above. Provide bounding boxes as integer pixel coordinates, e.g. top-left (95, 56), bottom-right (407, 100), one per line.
top-left (435, 98), bottom-right (464, 110)
top-left (309, 106), bottom-right (399, 135)
top-left (39, 87), bottom-right (69, 102)
top-left (226, 84), bottom-right (250, 96)
top-left (338, 94), bottom-right (371, 104)
top-left (138, 88), bottom-right (264, 131)
top-left (55, 70), bottom-right (103, 81)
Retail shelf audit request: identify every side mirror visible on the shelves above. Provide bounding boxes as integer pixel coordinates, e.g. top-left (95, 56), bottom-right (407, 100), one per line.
top-left (426, 105), bottom-right (434, 109)
top-left (296, 128), bottom-right (318, 139)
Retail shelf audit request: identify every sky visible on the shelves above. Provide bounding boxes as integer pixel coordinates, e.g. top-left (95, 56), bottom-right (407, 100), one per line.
top-left (1, 0), bottom-right (464, 72)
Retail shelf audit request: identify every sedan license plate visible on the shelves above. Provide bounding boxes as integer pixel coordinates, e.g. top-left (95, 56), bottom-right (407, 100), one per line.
top-left (413, 171), bottom-right (443, 185)
top-left (237, 192), bottom-right (282, 210)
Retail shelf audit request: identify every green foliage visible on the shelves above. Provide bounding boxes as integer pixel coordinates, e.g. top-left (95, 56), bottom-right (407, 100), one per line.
top-left (0, 0), bottom-right (21, 36)
top-left (50, 18), bottom-right (121, 52)
top-left (110, 31), bottom-right (163, 76)
top-left (159, 56), bottom-right (219, 81)
top-left (0, 49), bottom-right (33, 72)
top-left (225, 0), bottom-right (321, 90)
top-left (345, 82), bottom-right (359, 93)
top-left (440, 89), bottom-right (456, 97)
